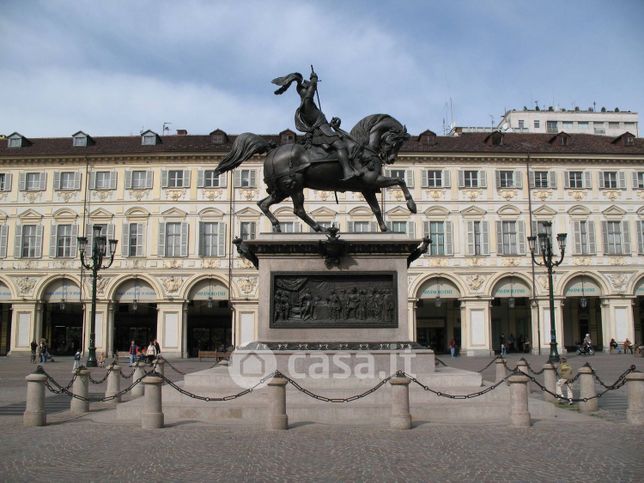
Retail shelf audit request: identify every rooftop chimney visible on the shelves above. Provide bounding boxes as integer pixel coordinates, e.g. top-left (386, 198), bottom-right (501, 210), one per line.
top-left (176, 129), bottom-right (188, 136)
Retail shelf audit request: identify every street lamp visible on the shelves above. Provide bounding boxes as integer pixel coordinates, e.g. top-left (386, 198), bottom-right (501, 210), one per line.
top-left (78, 225), bottom-right (118, 367)
top-left (527, 221), bottom-right (566, 363)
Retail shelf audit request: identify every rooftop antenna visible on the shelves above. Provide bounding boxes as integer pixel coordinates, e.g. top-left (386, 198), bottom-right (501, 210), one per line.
top-left (489, 114), bottom-right (495, 128)
top-left (162, 121), bottom-right (172, 135)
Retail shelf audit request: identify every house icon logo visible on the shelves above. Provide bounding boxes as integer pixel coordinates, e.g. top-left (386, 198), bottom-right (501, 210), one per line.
top-left (229, 349), bottom-right (276, 389)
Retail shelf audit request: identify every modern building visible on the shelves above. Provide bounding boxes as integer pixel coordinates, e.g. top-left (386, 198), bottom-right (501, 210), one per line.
top-left (498, 107), bottom-right (639, 137)
top-left (0, 128), bottom-right (643, 357)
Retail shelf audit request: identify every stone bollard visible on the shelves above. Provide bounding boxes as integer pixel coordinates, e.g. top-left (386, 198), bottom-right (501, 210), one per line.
top-left (543, 363), bottom-right (556, 403)
top-left (625, 371), bottom-right (644, 425)
top-left (389, 375), bottom-right (412, 429)
top-left (154, 358), bottom-right (165, 377)
top-left (508, 374), bottom-right (531, 427)
top-left (267, 376), bottom-right (288, 430)
top-left (495, 358), bottom-right (507, 383)
top-left (24, 370), bottom-right (47, 427)
top-left (578, 365), bottom-right (598, 413)
top-left (141, 375), bottom-right (164, 429)
top-left (105, 363), bottom-right (121, 403)
top-left (131, 362), bottom-right (145, 398)
top-left (70, 368), bottom-right (90, 415)
top-left (517, 358), bottom-right (529, 376)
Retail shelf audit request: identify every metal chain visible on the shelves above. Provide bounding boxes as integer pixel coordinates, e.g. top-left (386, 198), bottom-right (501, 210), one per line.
top-left (87, 365), bottom-right (115, 384)
top-left (281, 373), bottom-right (393, 403)
top-left (403, 370), bottom-right (517, 399)
top-left (156, 371), bottom-right (275, 402)
top-left (435, 357), bottom-right (448, 367)
top-left (477, 356), bottom-right (502, 373)
top-left (157, 357), bottom-right (187, 376)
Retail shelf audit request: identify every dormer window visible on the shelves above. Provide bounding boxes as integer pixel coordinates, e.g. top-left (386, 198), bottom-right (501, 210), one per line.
top-left (72, 131), bottom-right (92, 147)
top-left (612, 132), bottom-right (636, 146)
top-left (418, 130), bottom-right (436, 145)
top-left (7, 133), bottom-right (26, 148)
top-left (141, 130), bottom-right (159, 146)
top-left (279, 129), bottom-right (296, 144)
top-left (549, 132), bottom-right (570, 146)
top-left (484, 131), bottom-right (504, 146)
top-left (210, 129), bottom-right (228, 145)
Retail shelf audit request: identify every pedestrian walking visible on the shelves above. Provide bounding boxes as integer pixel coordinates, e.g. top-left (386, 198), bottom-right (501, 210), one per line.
top-left (128, 340), bottom-right (138, 367)
top-left (556, 356), bottom-right (574, 405)
top-left (449, 338), bottom-right (457, 358)
top-left (146, 340), bottom-right (157, 364)
top-left (30, 340), bottom-right (38, 363)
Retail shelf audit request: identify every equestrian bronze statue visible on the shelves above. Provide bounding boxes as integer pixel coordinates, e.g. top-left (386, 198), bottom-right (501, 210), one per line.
top-left (213, 69), bottom-right (416, 232)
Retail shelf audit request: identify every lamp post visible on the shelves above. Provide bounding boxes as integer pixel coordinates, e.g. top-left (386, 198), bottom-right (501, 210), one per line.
top-left (527, 221), bottom-right (566, 363)
top-left (78, 225), bottom-right (118, 367)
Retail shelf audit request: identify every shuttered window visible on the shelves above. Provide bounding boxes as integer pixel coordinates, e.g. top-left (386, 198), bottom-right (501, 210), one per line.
top-left (602, 221), bottom-right (630, 255)
top-left (90, 171), bottom-right (117, 190)
top-left (84, 224), bottom-right (116, 257)
top-left (348, 221), bottom-right (377, 233)
top-left (54, 172), bottom-right (81, 191)
top-left (496, 220), bottom-right (525, 255)
top-left (466, 220), bottom-right (489, 255)
top-left (19, 172), bottom-right (47, 191)
top-left (234, 169), bottom-right (257, 188)
top-left (0, 173), bottom-right (11, 192)
top-left (637, 221), bottom-right (644, 254)
top-left (122, 223), bottom-right (145, 257)
top-left (423, 221), bottom-right (453, 255)
top-left (572, 220), bottom-right (596, 255)
top-left (160, 222), bottom-right (188, 257)
top-left (422, 170), bottom-right (449, 188)
top-left (240, 221), bottom-right (256, 240)
top-left (386, 221), bottom-right (416, 239)
top-left (599, 171), bottom-right (626, 189)
top-left (0, 225), bottom-right (8, 258)
top-left (162, 169), bottom-right (191, 188)
top-left (199, 222), bottom-right (226, 257)
top-left (49, 224), bottom-right (77, 258)
top-left (198, 170), bottom-right (227, 188)
top-left (15, 225), bottom-right (42, 258)
top-left (459, 170), bottom-right (487, 188)
top-left (126, 170), bottom-right (153, 189)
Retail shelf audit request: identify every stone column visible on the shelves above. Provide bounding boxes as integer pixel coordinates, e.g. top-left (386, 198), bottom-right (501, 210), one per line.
top-left (267, 376), bottom-right (288, 430)
top-left (131, 362), bottom-right (145, 398)
top-left (24, 371), bottom-right (47, 427)
top-left (578, 365), bottom-right (598, 413)
top-left (70, 368), bottom-right (90, 415)
top-left (141, 375), bottom-right (164, 429)
top-left (508, 374), bottom-right (531, 427)
top-left (625, 372), bottom-right (644, 425)
top-left (389, 375), bottom-right (412, 429)
top-left (543, 363), bottom-right (556, 403)
top-left (495, 358), bottom-right (507, 383)
top-left (105, 363), bottom-right (121, 403)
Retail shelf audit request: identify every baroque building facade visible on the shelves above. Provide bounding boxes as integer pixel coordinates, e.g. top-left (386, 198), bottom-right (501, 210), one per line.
top-left (0, 128), bottom-right (643, 357)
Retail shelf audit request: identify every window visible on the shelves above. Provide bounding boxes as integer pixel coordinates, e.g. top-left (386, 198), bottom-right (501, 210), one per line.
top-left (122, 223), bottom-right (145, 257)
top-left (637, 221), bottom-right (644, 254)
top-left (90, 171), bottom-right (116, 190)
top-left (496, 220), bottom-right (525, 255)
top-left (142, 133), bottom-right (157, 145)
top-left (85, 224), bottom-right (116, 257)
top-left (562, 121), bottom-right (573, 131)
top-left (602, 221), bottom-right (630, 255)
top-left (634, 172), bottom-right (644, 189)
top-left (424, 221), bottom-right (453, 256)
top-left (386, 169), bottom-right (414, 187)
top-left (19, 172), bottom-right (46, 191)
top-left (423, 170), bottom-right (450, 188)
top-left (578, 121), bottom-right (589, 130)
top-left (386, 221), bottom-right (415, 238)
top-left (278, 221), bottom-right (300, 233)
top-left (608, 122), bottom-right (619, 129)
top-left (0, 173), bottom-right (11, 192)
top-left (459, 170), bottom-right (486, 188)
top-left (162, 169), bottom-right (190, 188)
top-left (51, 224), bottom-right (77, 258)
top-left (8, 137), bottom-right (22, 148)
top-left (348, 221), bottom-right (374, 233)
top-left (199, 222), bottom-right (225, 257)
top-left (530, 171), bottom-right (555, 189)
top-left (240, 221), bottom-right (256, 241)
top-left (234, 169), bottom-right (257, 188)
top-left (496, 170), bottom-right (522, 189)
top-left (600, 171), bottom-right (625, 189)
top-left (127, 170), bottom-right (153, 189)
top-left (531, 220), bottom-right (551, 255)
top-left (73, 135), bottom-right (87, 147)
top-left (466, 220), bottom-right (489, 255)
top-left (159, 222), bottom-right (188, 257)
top-left (518, 120), bottom-right (525, 130)
top-left (546, 121), bottom-right (558, 133)
top-left (565, 171), bottom-right (591, 189)
top-left (573, 220), bottom-right (596, 255)
top-left (198, 169), bottom-right (226, 188)
top-left (15, 225), bottom-right (42, 258)
top-left (0, 225), bottom-right (8, 258)
top-left (534, 120), bottom-right (540, 129)
top-left (54, 172), bottom-right (80, 191)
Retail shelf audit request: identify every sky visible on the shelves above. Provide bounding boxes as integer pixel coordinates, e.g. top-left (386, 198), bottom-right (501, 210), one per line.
top-left (1, 0), bottom-right (643, 138)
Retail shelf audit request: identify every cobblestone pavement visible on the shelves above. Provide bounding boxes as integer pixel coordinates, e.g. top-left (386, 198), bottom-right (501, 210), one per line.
top-left (1, 353), bottom-right (642, 482)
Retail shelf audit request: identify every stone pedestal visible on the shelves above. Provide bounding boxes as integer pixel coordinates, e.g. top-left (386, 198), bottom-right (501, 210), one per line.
top-left (106, 363), bottom-right (121, 403)
top-left (24, 373), bottom-right (47, 427)
top-left (578, 365), bottom-right (598, 413)
top-left (508, 374), bottom-right (531, 427)
top-left (131, 363), bottom-right (145, 398)
top-left (625, 372), bottom-right (644, 425)
top-left (389, 376), bottom-right (412, 429)
top-left (142, 375), bottom-right (164, 429)
top-left (267, 376), bottom-right (288, 430)
top-left (543, 363), bottom-right (556, 403)
top-left (71, 368), bottom-right (90, 415)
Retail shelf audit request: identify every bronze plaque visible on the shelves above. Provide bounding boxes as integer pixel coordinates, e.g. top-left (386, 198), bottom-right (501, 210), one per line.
top-left (270, 272), bottom-right (397, 329)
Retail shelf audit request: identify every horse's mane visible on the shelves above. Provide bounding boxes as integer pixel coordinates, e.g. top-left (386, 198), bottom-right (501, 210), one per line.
top-left (349, 114), bottom-right (401, 145)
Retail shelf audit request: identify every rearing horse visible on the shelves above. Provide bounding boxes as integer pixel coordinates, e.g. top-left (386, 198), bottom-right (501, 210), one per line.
top-left (213, 114), bottom-right (416, 232)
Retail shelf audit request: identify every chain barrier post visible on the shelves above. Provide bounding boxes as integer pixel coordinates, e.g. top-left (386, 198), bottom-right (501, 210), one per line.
top-left (155, 357), bottom-right (165, 377)
top-left (389, 374), bottom-right (412, 429)
top-left (578, 365), bottom-right (598, 413)
top-left (517, 358), bottom-right (529, 376)
top-left (142, 374), bottom-right (164, 429)
top-left (625, 371), bottom-right (644, 425)
top-left (495, 358), bottom-right (506, 382)
top-left (543, 362), bottom-right (556, 403)
top-left (105, 362), bottom-right (121, 403)
top-left (24, 368), bottom-right (47, 427)
top-left (131, 362), bottom-right (145, 398)
top-left (71, 367), bottom-right (90, 415)
top-left (267, 375), bottom-right (288, 430)
top-left (508, 374), bottom-right (531, 427)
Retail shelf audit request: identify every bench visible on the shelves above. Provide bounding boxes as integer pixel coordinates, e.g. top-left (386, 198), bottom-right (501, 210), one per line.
top-left (198, 351), bottom-right (231, 361)
top-left (117, 351), bottom-right (130, 360)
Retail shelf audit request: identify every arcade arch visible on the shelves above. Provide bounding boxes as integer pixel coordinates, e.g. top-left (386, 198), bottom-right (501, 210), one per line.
top-left (185, 278), bottom-right (231, 357)
top-left (562, 275), bottom-right (603, 351)
top-left (416, 277), bottom-right (461, 353)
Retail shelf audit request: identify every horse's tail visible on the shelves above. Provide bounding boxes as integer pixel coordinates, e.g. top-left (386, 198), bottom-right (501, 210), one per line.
top-left (213, 133), bottom-right (274, 176)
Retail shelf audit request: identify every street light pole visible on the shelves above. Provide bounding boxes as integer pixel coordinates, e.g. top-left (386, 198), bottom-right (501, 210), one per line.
top-left (78, 225), bottom-right (118, 367)
top-left (527, 221), bottom-right (566, 364)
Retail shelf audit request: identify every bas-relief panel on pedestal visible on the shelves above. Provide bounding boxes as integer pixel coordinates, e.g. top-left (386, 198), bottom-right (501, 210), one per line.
top-left (270, 272), bottom-right (397, 329)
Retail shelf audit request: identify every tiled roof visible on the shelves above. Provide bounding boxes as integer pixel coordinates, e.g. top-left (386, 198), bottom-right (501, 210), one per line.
top-left (1, 132), bottom-right (643, 158)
